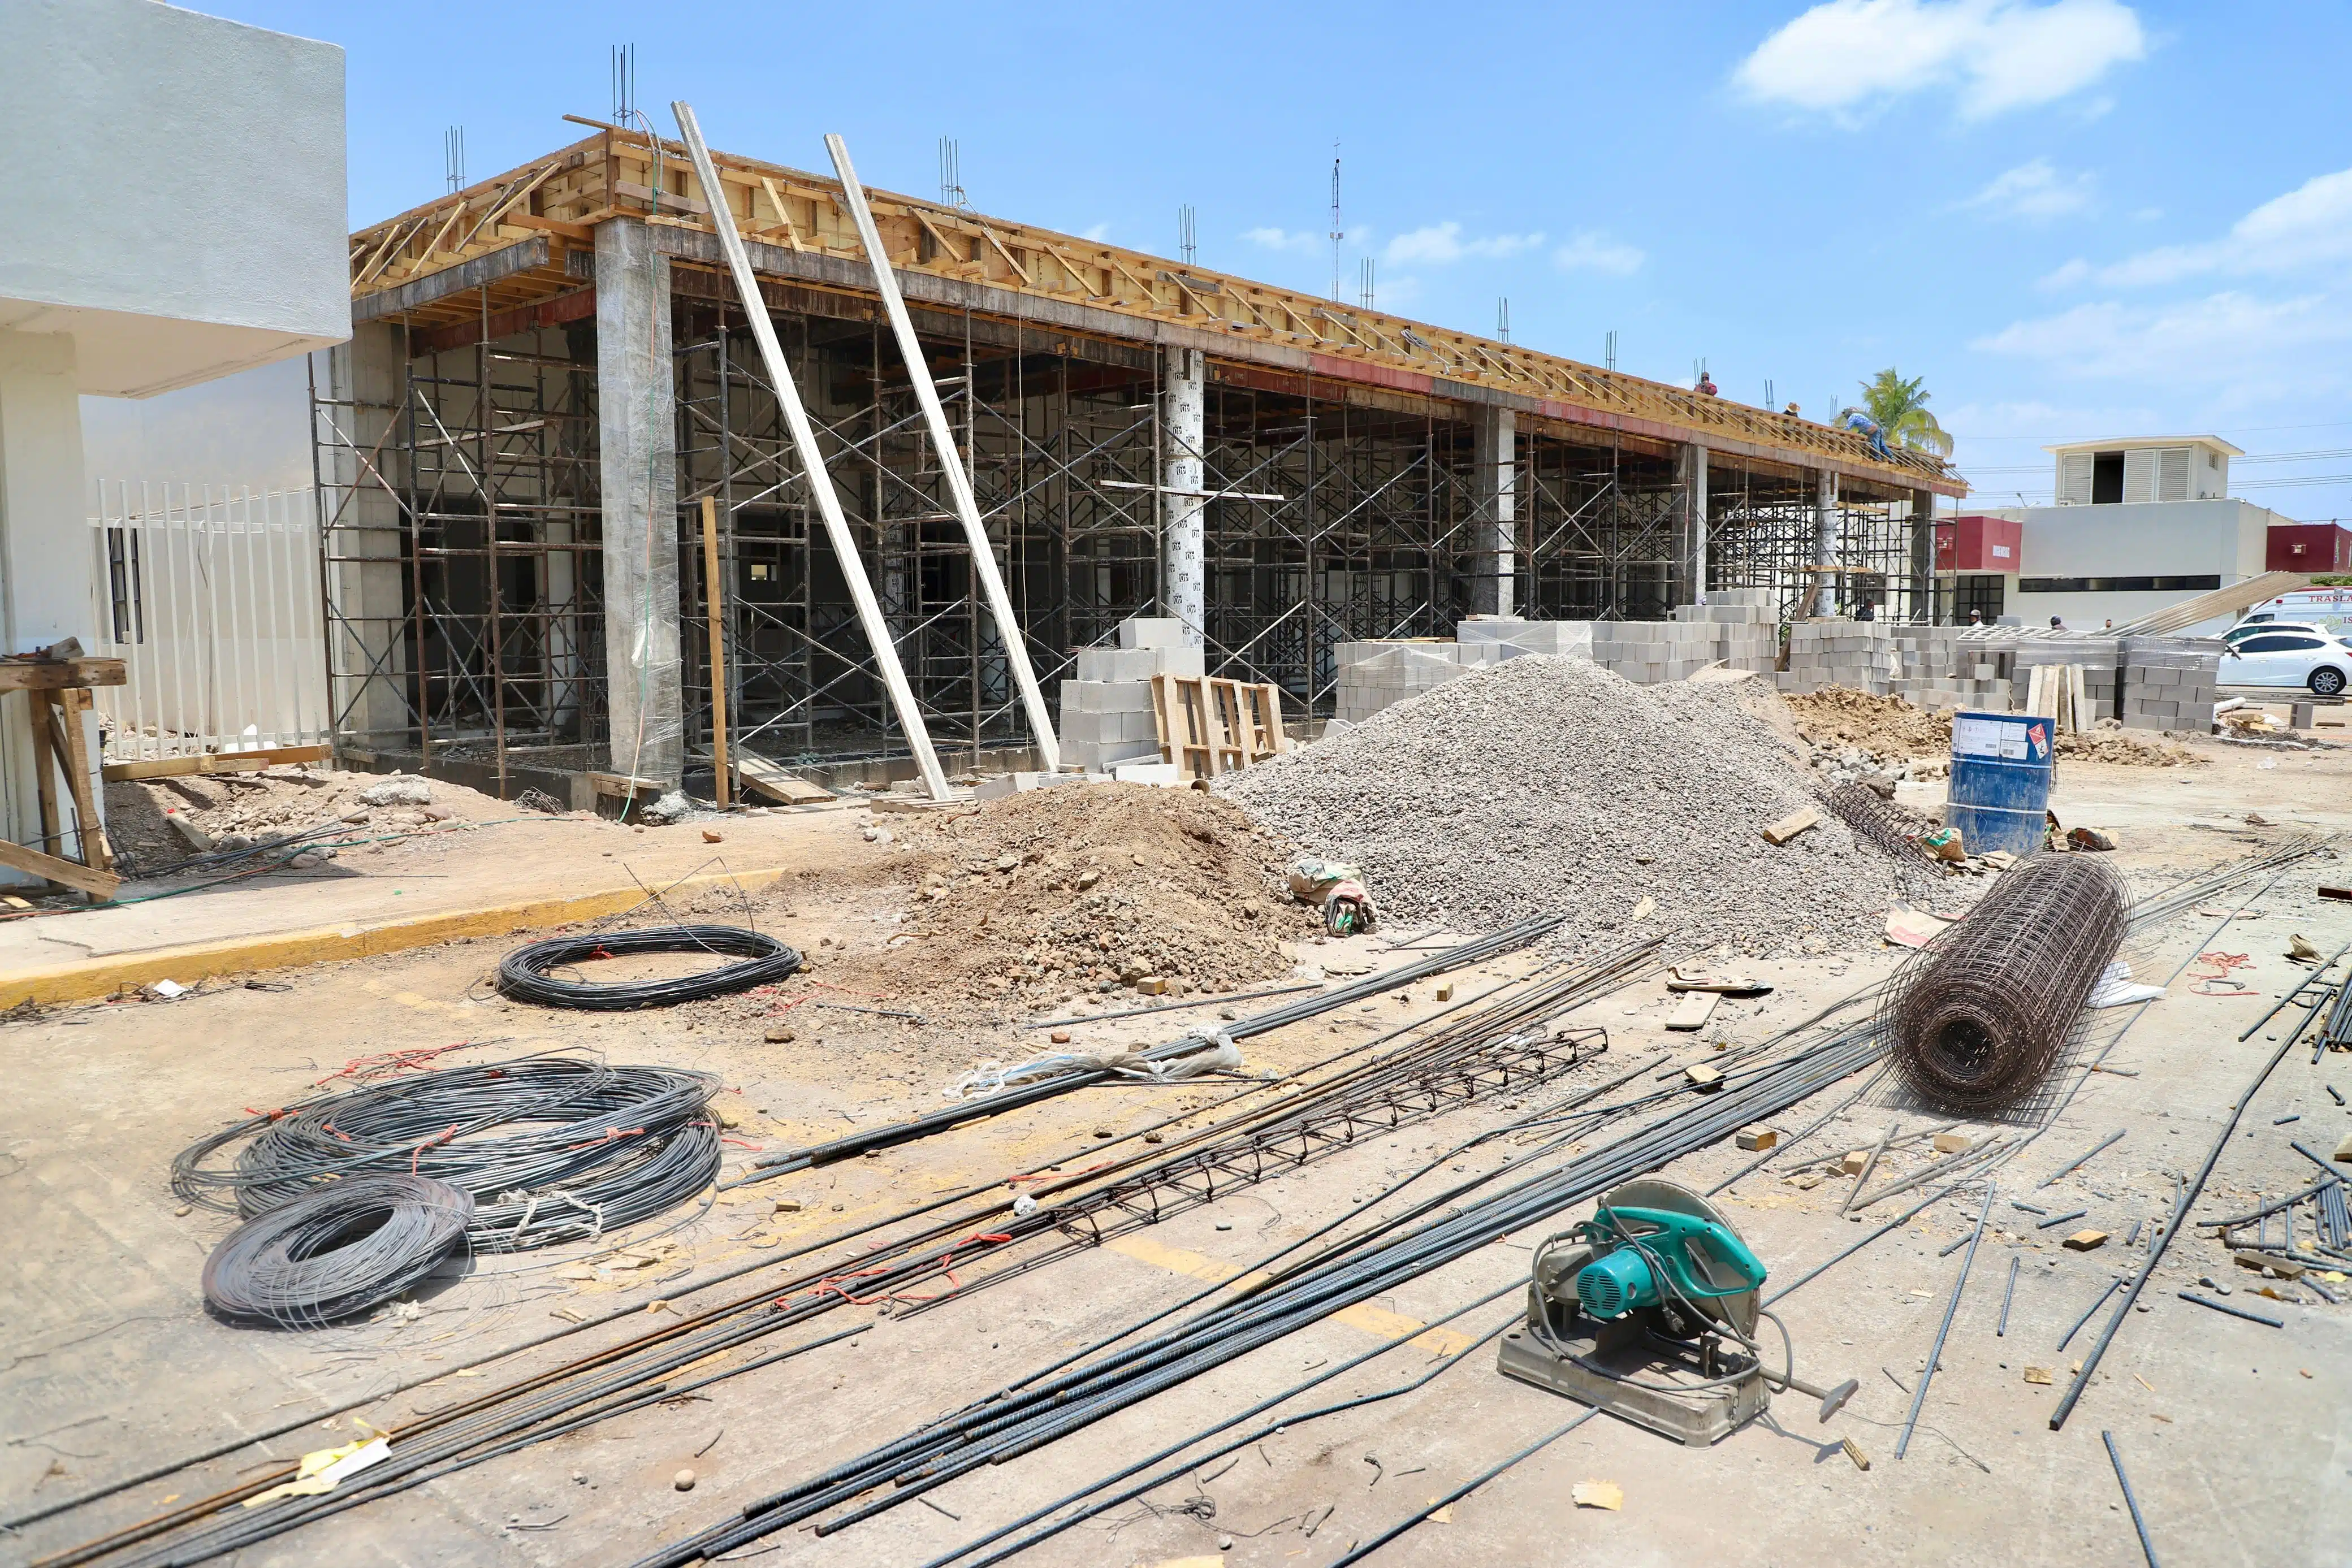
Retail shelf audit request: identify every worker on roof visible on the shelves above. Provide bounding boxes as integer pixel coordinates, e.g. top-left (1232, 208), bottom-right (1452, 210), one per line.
top-left (1694, 369), bottom-right (1717, 396)
top-left (1784, 402), bottom-right (1801, 417)
top-left (1840, 408), bottom-right (1891, 460)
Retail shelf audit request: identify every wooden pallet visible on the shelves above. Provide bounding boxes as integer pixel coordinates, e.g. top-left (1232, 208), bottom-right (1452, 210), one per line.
top-left (1151, 675), bottom-right (1289, 782)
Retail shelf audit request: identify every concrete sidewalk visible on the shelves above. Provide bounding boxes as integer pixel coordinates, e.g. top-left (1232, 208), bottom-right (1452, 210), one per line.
top-left (0, 808), bottom-right (861, 1007)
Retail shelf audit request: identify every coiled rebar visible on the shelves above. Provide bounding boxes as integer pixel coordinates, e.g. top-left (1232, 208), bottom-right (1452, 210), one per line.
top-left (1884, 852), bottom-right (2128, 1113)
top-left (173, 1058), bottom-right (721, 1251)
top-left (201, 1175), bottom-right (473, 1328)
top-left (496, 925), bottom-right (802, 1010)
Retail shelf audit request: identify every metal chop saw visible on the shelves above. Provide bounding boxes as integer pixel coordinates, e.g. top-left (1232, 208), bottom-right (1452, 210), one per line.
top-left (1497, 1178), bottom-right (1856, 1445)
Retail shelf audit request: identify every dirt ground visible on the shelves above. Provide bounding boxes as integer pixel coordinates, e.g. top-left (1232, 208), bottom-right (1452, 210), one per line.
top-left (3, 722), bottom-right (2350, 1567)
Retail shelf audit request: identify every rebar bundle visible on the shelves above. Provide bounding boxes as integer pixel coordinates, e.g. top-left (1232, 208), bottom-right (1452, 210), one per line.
top-left (1826, 781), bottom-right (1931, 862)
top-left (201, 1175), bottom-right (473, 1328)
top-left (1884, 853), bottom-right (2128, 1114)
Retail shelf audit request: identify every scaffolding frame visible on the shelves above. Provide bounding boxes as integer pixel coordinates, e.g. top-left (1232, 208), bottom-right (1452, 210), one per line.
top-left (316, 281), bottom-right (1932, 791)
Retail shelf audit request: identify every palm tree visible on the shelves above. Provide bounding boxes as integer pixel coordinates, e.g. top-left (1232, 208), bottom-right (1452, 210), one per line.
top-left (1856, 368), bottom-right (1953, 457)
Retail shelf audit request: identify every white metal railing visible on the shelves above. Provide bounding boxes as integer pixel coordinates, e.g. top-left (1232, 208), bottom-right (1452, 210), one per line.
top-left (85, 482), bottom-right (331, 763)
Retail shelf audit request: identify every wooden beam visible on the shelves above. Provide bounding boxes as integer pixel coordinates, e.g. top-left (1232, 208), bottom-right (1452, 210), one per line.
top-left (354, 237), bottom-right (551, 324)
top-left (0, 659), bottom-right (126, 693)
top-left (0, 835), bottom-right (120, 900)
top-left (101, 745), bottom-right (332, 783)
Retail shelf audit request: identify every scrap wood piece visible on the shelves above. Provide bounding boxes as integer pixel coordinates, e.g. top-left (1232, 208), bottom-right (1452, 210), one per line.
top-left (1667, 968), bottom-right (1771, 995)
top-left (1570, 1480), bottom-right (1622, 1511)
top-left (735, 751), bottom-right (834, 805)
top-left (1761, 808), bottom-right (1819, 846)
top-left (1664, 991), bottom-right (1721, 1033)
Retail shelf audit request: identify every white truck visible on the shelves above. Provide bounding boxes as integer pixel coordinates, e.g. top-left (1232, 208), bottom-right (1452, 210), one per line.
top-left (2233, 586), bottom-right (2352, 638)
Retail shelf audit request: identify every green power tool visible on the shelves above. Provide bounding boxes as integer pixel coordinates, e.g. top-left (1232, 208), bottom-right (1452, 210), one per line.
top-left (1497, 1178), bottom-right (1856, 1445)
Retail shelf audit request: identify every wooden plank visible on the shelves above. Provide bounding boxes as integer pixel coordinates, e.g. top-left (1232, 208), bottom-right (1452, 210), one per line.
top-left (587, 770), bottom-right (664, 799)
top-left (0, 835), bottom-right (120, 899)
top-left (736, 751), bottom-right (834, 805)
top-left (54, 690), bottom-right (113, 874)
top-left (1665, 991), bottom-right (1721, 1032)
top-left (701, 497), bottom-right (731, 807)
top-left (102, 745), bottom-right (331, 783)
top-left (0, 659), bottom-right (126, 692)
top-left (26, 692), bottom-right (59, 863)
top-left (1761, 808), bottom-right (1820, 845)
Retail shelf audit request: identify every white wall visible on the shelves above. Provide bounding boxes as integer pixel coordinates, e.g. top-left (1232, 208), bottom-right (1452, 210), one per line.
top-left (1977, 499), bottom-right (2284, 633)
top-left (0, 0), bottom-right (348, 397)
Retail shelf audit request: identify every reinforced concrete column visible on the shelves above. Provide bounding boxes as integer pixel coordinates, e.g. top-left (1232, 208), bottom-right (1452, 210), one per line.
top-left (1472, 406), bottom-right (1516, 616)
top-left (1809, 468), bottom-right (1839, 616)
top-left (595, 218), bottom-right (684, 786)
top-left (323, 322), bottom-right (412, 749)
top-left (1908, 488), bottom-right (1934, 624)
top-left (1677, 441), bottom-right (1709, 607)
top-left (0, 328), bottom-right (101, 877)
top-left (1161, 346), bottom-right (1206, 647)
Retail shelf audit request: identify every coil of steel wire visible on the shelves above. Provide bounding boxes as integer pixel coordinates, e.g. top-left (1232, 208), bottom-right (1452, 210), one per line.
top-left (1883, 852), bottom-right (2128, 1113)
top-left (496, 925), bottom-right (801, 1010)
top-left (1826, 781), bottom-right (1933, 862)
top-left (173, 1058), bottom-right (722, 1251)
top-left (201, 1174), bottom-right (473, 1328)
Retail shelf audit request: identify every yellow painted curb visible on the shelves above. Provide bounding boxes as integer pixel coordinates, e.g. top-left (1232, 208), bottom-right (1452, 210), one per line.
top-left (0, 866), bottom-right (799, 1008)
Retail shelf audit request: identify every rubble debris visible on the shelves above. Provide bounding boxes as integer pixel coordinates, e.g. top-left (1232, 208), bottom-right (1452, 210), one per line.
top-left (355, 773), bottom-right (430, 808)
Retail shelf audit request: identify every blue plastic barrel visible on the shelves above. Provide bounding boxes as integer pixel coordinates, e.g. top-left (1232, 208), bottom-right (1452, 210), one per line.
top-left (1945, 710), bottom-right (2055, 857)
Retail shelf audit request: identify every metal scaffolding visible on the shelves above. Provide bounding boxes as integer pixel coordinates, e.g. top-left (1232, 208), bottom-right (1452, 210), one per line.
top-left (316, 284), bottom-right (1930, 792)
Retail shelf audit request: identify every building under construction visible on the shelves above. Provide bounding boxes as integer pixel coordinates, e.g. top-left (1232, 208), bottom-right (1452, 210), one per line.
top-left (318, 119), bottom-right (1961, 796)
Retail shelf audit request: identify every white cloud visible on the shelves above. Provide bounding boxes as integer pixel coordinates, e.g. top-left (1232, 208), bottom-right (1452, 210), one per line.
top-left (2038, 257), bottom-right (2092, 289)
top-left (1242, 226), bottom-right (1318, 253)
top-left (1552, 232), bottom-right (1645, 276)
top-left (2096, 165), bottom-right (2352, 285)
top-left (1383, 222), bottom-right (1545, 265)
top-left (1079, 222), bottom-right (1111, 242)
top-left (1972, 291), bottom-right (2352, 391)
top-left (1735, 0), bottom-right (2145, 120)
top-left (1963, 158), bottom-right (2094, 219)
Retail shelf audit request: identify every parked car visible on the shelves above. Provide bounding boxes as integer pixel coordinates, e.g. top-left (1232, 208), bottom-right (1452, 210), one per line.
top-left (2224, 618), bottom-right (2332, 644)
top-left (2218, 630), bottom-right (2351, 695)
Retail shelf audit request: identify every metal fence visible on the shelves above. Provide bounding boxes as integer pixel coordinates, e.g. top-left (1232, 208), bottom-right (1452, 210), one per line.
top-left (85, 483), bottom-right (330, 762)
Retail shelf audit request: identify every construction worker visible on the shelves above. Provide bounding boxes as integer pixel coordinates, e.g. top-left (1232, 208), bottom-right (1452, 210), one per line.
top-left (1783, 402), bottom-right (1801, 417)
top-left (1968, 609), bottom-right (1983, 626)
top-left (1696, 369), bottom-right (1718, 397)
top-left (1840, 408), bottom-right (1892, 460)
top-left (2049, 614), bottom-right (2064, 630)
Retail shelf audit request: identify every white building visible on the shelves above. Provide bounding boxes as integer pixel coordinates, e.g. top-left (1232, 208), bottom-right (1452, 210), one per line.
top-left (0, 0), bottom-right (347, 880)
top-left (1956, 435), bottom-right (2299, 633)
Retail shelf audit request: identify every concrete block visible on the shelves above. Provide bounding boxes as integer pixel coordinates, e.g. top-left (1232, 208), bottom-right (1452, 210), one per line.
top-left (1117, 617), bottom-right (1187, 651)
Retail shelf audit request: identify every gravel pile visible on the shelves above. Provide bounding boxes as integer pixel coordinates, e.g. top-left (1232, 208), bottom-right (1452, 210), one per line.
top-left (1785, 686), bottom-right (2203, 768)
top-left (1217, 656), bottom-right (1941, 957)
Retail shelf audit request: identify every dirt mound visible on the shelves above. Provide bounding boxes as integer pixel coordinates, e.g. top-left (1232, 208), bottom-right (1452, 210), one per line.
top-left (835, 785), bottom-right (1316, 1019)
top-left (1784, 685), bottom-right (2202, 768)
top-left (1784, 687), bottom-right (1954, 757)
top-left (1216, 656), bottom-right (1942, 958)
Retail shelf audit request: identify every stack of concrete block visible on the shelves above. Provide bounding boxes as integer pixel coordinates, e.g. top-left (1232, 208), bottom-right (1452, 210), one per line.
top-left (2004, 638), bottom-right (2118, 721)
top-left (1334, 644), bottom-right (1475, 722)
top-left (2117, 636), bottom-right (2221, 733)
top-left (1455, 616), bottom-right (1596, 660)
top-left (1056, 617), bottom-right (1204, 770)
top-left (1779, 622), bottom-right (1897, 695)
top-left (1593, 619), bottom-right (1722, 684)
top-left (1889, 627), bottom-right (2016, 712)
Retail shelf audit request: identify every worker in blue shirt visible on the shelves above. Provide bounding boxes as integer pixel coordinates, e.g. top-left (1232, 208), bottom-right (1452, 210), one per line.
top-left (1841, 408), bottom-right (1892, 460)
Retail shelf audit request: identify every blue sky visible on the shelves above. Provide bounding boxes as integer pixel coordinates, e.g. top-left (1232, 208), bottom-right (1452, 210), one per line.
top-left (103, 0), bottom-right (2352, 520)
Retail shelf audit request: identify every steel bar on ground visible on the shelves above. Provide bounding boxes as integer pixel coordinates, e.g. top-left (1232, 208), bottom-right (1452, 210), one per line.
top-left (2175, 1291), bottom-right (2282, 1328)
top-left (2038, 1128), bottom-right (2126, 1188)
top-left (1998, 1254), bottom-right (2019, 1336)
top-left (2059, 1279), bottom-right (2124, 1350)
top-left (1326, 1409), bottom-right (1600, 1567)
top-left (2104, 1431), bottom-right (2161, 1567)
top-left (1897, 1181), bottom-right (1994, 1460)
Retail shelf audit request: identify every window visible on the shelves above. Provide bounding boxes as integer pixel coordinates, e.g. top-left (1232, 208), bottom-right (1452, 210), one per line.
top-left (2092, 452), bottom-right (2125, 504)
top-left (2157, 447), bottom-right (2190, 501)
top-left (2018, 575), bottom-right (2221, 594)
top-left (105, 526), bottom-right (144, 644)
top-left (2236, 635), bottom-right (2324, 653)
top-left (2059, 453), bottom-right (2095, 505)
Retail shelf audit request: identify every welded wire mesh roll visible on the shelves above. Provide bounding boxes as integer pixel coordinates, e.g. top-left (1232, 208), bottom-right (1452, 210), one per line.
top-left (1883, 852), bottom-right (2128, 1113)
top-left (1826, 781), bottom-right (1931, 862)
top-left (173, 1058), bottom-right (721, 1251)
top-left (202, 1175), bottom-right (473, 1328)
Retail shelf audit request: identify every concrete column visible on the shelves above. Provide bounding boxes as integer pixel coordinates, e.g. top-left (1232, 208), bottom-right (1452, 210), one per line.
top-left (595, 218), bottom-right (683, 786)
top-left (1472, 406), bottom-right (1516, 616)
top-left (1809, 469), bottom-right (1839, 616)
top-left (0, 328), bottom-right (102, 876)
top-left (1677, 442), bottom-right (1709, 607)
top-left (1161, 346), bottom-right (1205, 646)
top-left (1908, 488), bottom-right (1934, 625)
top-left (323, 322), bottom-right (413, 748)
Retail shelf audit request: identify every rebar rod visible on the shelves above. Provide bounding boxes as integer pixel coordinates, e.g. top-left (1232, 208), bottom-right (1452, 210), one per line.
top-left (1897, 1182), bottom-right (1994, 1459)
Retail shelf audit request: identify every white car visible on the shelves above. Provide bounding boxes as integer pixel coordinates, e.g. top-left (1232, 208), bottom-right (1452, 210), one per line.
top-left (2218, 629), bottom-right (2351, 695)
top-left (2224, 618), bottom-right (2332, 645)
